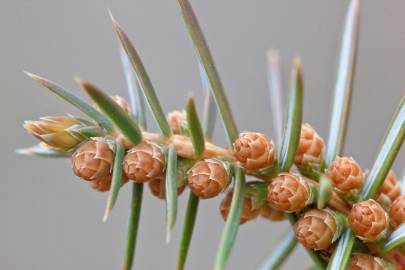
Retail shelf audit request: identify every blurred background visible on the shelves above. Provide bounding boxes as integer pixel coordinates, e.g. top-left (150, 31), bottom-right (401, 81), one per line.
top-left (1, 0), bottom-right (404, 269)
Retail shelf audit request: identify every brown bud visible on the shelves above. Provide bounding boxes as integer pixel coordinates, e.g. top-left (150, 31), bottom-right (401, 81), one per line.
top-left (348, 254), bottom-right (386, 270)
top-left (167, 110), bottom-right (187, 134)
top-left (267, 173), bottom-right (312, 213)
top-left (188, 159), bottom-right (230, 199)
top-left (326, 156), bottom-right (364, 194)
top-left (220, 189), bottom-right (260, 224)
top-left (377, 171), bottom-right (401, 206)
top-left (390, 195), bottom-right (405, 228)
top-left (111, 95), bottom-right (131, 113)
top-left (260, 204), bottom-right (285, 221)
top-left (294, 124), bottom-right (325, 166)
top-left (348, 199), bottom-right (389, 242)
top-left (123, 143), bottom-right (165, 183)
top-left (148, 177), bottom-right (186, 200)
top-left (233, 132), bottom-right (275, 171)
top-left (294, 209), bottom-right (338, 250)
top-left (72, 139), bottom-right (114, 182)
top-left (91, 179), bottom-right (112, 192)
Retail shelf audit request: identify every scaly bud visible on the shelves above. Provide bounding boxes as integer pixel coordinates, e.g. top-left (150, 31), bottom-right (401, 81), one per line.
top-left (188, 158), bottom-right (231, 199)
top-left (91, 179), bottom-right (112, 192)
top-left (376, 170), bottom-right (401, 207)
top-left (123, 142), bottom-right (165, 183)
top-left (294, 209), bottom-right (341, 250)
top-left (220, 188), bottom-right (260, 225)
top-left (348, 254), bottom-right (387, 270)
top-left (233, 132), bottom-right (275, 172)
top-left (260, 204), bottom-right (285, 221)
top-left (390, 195), bottom-right (405, 228)
top-left (111, 95), bottom-right (131, 113)
top-left (24, 116), bottom-right (101, 151)
top-left (267, 173), bottom-right (312, 213)
top-left (148, 177), bottom-right (186, 199)
top-left (348, 199), bottom-right (389, 242)
top-left (167, 110), bottom-right (188, 134)
top-left (326, 156), bottom-right (364, 194)
top-left (72, 138), bottom-right (115, 182)
top-left (294, 123), bottom-right (325, 167)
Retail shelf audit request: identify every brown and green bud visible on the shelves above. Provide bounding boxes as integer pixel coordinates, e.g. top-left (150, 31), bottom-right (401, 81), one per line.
top-left (294, 123), bottom-right (325, 167)
top-left (24, 116), bottom-right (101, 151)
top-left (348, 199), bottom-right (389, 242)
top-left (326, 156), bottom-right (364, 194)
top-left (348, 253), bottom-right (387, 270)
top-left (390, 195), bottom-right (405, 228)
top-left (376, 170), bottom-right (401, 207)
top-left (72, 138), bottom-right (115, 182)
top-left (267, 173), bottom-right (312, 213)
top-left (148, 177), bottom-right (186, 199)
top-left (233, 132), bottom-right (275, 171)
top-left (123, 142), bottom-right (165, 183)
top-left (220, 187), bottom-right (261, 225)
top-left (167, 110), bottom-right (188, 134)
top-left (294, 209), bottom-right (342, 250)
top-left (260, 204), bottom-right (285, 221)
top-left (188, 158), bottom-right (231, 199)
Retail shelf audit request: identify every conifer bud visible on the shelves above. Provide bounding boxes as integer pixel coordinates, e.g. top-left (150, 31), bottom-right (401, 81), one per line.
top-left (348, 254), bottom-right (386, 270)
top-left (390, 195), bottom-right (405, 228)
top-left (294, 123), bottom-right (325, 167)
top-left (267, 173), bottom-right (312, 213)
top-left (260, 204), bottom-right (285, 221)
top-left (167, 110), bottom-right (187, 134)
top-left (111, 95), bottom-right (131, 113)
top-left (348, 199), bottom-right (389, 242)
top-left (24, 116), bottom-right (100, 151)
top-left (72, 139), bottom-right (114, 182)
top-left (220, 188), bottom-right (260, 225)
top-left (188, 158), bottom-right (230, 199)
top-left (148, 177), bottom-right (186, 199)
top-left (91, 179), bottom-right (112, 192)
top-left (326, 156), bottom-right (364, 194)
top-left (376, 171), bottom-right (401, 207)
top-left (233, 132), bottom-right (275, 171)
top-left (123, 143), bottom-right (165, 183)
top-left (294, 209), bottom-right (340, 250)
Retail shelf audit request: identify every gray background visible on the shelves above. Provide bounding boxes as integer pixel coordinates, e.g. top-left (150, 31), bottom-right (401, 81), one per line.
top-left (1, 0), bottom-right (404, 269)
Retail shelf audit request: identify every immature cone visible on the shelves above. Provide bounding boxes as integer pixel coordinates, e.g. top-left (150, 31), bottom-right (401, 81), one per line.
top-left (167, 110), bottom-right (187, 134)
top-left (348, 199), bottom-right (389, 242)
top-left (72, 139), bottom-right (114, 182)
top-left (148, 177), bottom-right (186, 200)
top-left (24, 116), bottom-right (90, 151)
top-left (91, 179), bottom-right (112, 192)
top-left (376, 170), bottom-right (401, 206)
top-left (294, 123), bottom-right (325, 167)
top-left (111, 95), bottom-right (131, 113)
top-left (390, 195), bottom-right (405, 228)
top-left (188, 159), bottom-right (230, 199)
top-left (260, 204), bottom-right (285, 221)
top-left (294, 209), bottom-right (338, 250)
top-left (233, 132), bottom-right (275, 171)
top-left (267, 173), bottom-right (311, 213)
top-left (326, 156), bottom-right (364, 194)
top-left (220, 189), bottom-right (260, 225)
top-left (123, 143), bottom-right (165, 183)
top-left (348, 254), bottom-right (386, 270)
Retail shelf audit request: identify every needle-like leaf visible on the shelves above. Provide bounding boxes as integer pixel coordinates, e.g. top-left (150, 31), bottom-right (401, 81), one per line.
top-left (214, 166), bottom-right (245, 270)
top-left (177, 0), bottom-right (239, 144)
top-left (119, 45), bottom-right (147, 128)
top-left (186, 96), bottom-right (205, 156)
top-left (267, 49), bottom-right (284, 147)
top-left (199, 60), bottom-right (217, 139)
top-left (326, 229), bottom-right (355, 270)
top-left (24, 72), bottom-right (113, 132)
top-left (258, 229), bottom-right (297, 270)
top-left (325, 0), bottom-right (360, 165)
top-left (123, 183), bottom-right (143, 270)
top-left (165, 145), bottom-right (178, 243)
top-left (317, 174), bottom-right (332, 209)
top-left (16, 144), bottom-right (72, 158)
top-left (279, 58), bottom-right (303, 172)
top-left (110, 13), bottom-right (171, 137)
top-left (79, 80), bottom-right (142, 145)
top-left (103, 142), bottom-right (125, 222)
top-left (383, 223), bottom-right (405, 252)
